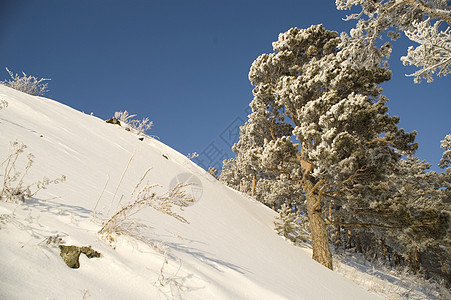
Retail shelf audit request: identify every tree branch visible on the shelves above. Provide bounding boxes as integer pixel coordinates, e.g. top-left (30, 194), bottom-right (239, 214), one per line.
top-left (326, 220), bottom-right (402, 229)
top-left (404, 0), bottom-right (451, 25)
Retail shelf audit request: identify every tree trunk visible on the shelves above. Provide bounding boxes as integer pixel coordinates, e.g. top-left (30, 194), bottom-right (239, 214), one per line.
top-left (347, 229), bottom-right (353, 249)
top-left (252, 171), bottom-right (257, 197)
top-left (436, 244), bottom-right (450, 276)
top-left (304, 180), bottom-right (333, 270)
top-left (355, 232), bottom-right (363, 253)
top-left (333, 225), bottom-right (342, 252)
top-left (409, 248), bottom-right (420, 273)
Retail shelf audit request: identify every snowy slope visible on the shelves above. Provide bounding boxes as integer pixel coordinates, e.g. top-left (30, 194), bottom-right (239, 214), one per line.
top-left (0, 85), bottom-right (383, 299)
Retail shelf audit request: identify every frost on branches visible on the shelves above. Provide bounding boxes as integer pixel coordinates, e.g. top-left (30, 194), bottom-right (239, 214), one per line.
top-left (336, 0), bottom-right (451, 82)
top-left (401, 19), bottom-right (451, 82)
top-left (380, 155), bottom-right (451, 279)
top-left (1, 67), bottom-right (50, 96)
top-left (439, 134), bottom-right (451, 168)
top-left (274, 204), bottom-right (300, 239)
top-left (241, 24), bottom-right (417, 270)
top-left (114, 110), bottom-right (153, 136)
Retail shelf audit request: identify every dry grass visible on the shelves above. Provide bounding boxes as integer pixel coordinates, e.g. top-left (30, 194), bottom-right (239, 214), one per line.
top-left (0, 141), bottom-right (65, 202)
top-left (98, 168), bottom-right (193, 245)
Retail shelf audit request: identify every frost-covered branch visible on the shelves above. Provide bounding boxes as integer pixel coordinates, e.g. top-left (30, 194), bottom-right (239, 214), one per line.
top-left (439, 134), bottom-right (451, 168)
top-left (336, 0), bottom-right (451, 82)
top-left (1, 67), bottom-right (50, 96)
top-left (401, 19), bottom-right (451, 82)
top-left (114, 110), bottom-right (153, 135)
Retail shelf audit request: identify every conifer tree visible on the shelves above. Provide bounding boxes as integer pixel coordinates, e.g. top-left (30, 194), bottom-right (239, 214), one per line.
top-left (244, 25), bottom-right (417, 269)
top-left (255, 176), bottom-right (303, 211)
top-left (274, 204), bottom-right (300, 239)
top-left (231, 104), bottom-right (292, 196)
top-left (331, 140), bottom-right (450, 281)
top-left (379, 155), bottom-right (451, 280)
top-left (219, 158), bottom-right (244, 191)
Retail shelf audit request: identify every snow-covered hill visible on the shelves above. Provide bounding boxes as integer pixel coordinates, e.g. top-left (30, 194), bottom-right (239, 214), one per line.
top-left (0, 85), bottom-right (382, 299)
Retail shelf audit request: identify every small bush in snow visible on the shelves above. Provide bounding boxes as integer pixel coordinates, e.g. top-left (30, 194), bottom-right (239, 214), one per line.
top-left (114, 110), bottom-right (153, 136)
top-left (2, 67), bottom-right (50, 96)
top-left (98, 169), bottom-right (193, 246)
top-left (186, 152), bottom-right (198, 160)
top-left (0, 141), bottom-right (66, 202)
top-left (274, 204), bottom-right (310, 244)
top-left (274, 204), bottom-right (297, 238)
top-left (0, 99), bottom-right (8, 110)
top-left (208, 167), bottom-right (218, 178)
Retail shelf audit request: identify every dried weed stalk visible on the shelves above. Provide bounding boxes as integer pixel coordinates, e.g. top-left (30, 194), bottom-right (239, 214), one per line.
top-left (0, 141), bottom-right (65, 202)
top-left (98, 168), bottom-right (193, 245)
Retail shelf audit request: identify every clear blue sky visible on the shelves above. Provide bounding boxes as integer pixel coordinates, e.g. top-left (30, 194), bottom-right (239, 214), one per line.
top-left (1, 0), bottom-right (450, 172)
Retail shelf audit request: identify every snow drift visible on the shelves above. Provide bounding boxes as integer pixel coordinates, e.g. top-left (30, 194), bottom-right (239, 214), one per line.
top-left (0, 85), bottom-right (382, 299)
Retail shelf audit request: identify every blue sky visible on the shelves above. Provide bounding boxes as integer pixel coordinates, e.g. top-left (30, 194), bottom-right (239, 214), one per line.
top-left (1, 0), bottom-right (450, 172)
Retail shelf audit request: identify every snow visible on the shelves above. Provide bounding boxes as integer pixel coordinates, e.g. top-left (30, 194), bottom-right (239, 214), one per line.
top-left (0, 85), bottom-right (383, 299)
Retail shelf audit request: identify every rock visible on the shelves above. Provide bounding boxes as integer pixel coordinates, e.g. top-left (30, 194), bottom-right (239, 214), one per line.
top-left (59, 245), bottom-right (101, 269)
top-left (80, 246), bottom-right (101, 259)
top-left (105, 117), bottom-right (121, 125)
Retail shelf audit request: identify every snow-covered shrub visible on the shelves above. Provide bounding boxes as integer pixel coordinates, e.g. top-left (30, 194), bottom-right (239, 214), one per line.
top-left (0, 141), bottom-right (66, 202)
top-left (274, 204), bottom-right (310, 243)
top-left (114, 110), bottom-right (153, 136)
top-left (98, 169), bottom-right (193, 246)
top-left (2, 67), bottom-right (50, 96)
top-left (186, 152), bottom-right (199, 160)
top-left (208, 167), bottom-right (218, 178)
top-left (0, 99), bottom-right (8, 110)
top-left (274, 204), bottom-right (300, 239)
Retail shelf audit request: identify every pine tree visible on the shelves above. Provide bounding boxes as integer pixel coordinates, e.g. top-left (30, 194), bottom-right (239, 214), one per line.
top-left (274, 204), bottom-right (300, 239)
top-left (231, 104), bottom-right (292, 196)
top-left (335, 146), bottom-right (450, 282)
top-left (244, 25), bottom-right (417, 269)
top-left (219, 158), bottom-right (242, 191)
top-left (255, 176), bottom-right (303, 211)
top-left (382, 155), bottom-right (450, 280)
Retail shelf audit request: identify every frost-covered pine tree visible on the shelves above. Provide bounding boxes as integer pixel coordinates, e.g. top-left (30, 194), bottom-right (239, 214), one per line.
top-left (255, 176), bottom-right (303, 211)
top-left (336, 0), bottom-right (451, 82)
top-left (219, 158), bottom-right (240, 190)
top-left (219, 158), bottom-right (242, 191)
top-left (378, 155), bottom-right (451, 279)
top-left (274, 204), bottom-right (300, 239)
top-left (246, 25), bottom-right (417, 269)
top-left (222, 97), bottom-right (305, 216)
top-left (231, 103), bottom-right (293, 196)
